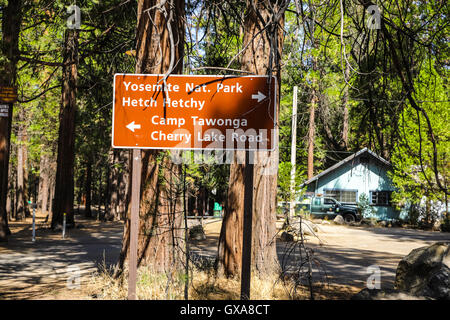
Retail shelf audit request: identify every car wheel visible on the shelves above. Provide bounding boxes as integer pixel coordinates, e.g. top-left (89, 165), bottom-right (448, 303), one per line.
top-left (343, 213), bottom-right (356, 224)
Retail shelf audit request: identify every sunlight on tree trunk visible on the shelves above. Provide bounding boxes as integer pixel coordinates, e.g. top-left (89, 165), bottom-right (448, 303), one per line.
top-left (51, 30), bottom-right (79, 229)
top-left (117, 0), bottom-right (186, 275)
top-left (0, 0), bottom-right (22, 240)
top-left (219, 0), bottom-right (287, 278)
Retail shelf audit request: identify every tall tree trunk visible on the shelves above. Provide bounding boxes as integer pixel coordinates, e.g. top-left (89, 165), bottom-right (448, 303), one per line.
top-left (104, 157), bottom-right (111, 220)
top-left (37, 155), bottom-right (45, 209)
top-left (117, 150), bottom-right (130, 221)
top-left (96, 166), bottom-right (102, 218)
top-left (0, 0), bottom-right (22, 241)
top-left (22, 128), bottom-right (30, 218)
top-left (218, 0), bottom-right (286, 277)
top-left (307, 87), bottom-right (316, 180)
top-left (117, 0), bottom-right (185, 274)
top-left (6, 165), bottom-right (14, 221)
top-left (16, 128), bottom-right (26, 221)
top-left (16, 110), bottom-right (30, 220)
top-left (41, 180), bottom-right (49, 214)
top-left (85, 159), bottom-right (92, 218)
top-left (51, 30), bottom-right (79, 229)
top-left (48, 179), bottom-right (55, 223)
top-left (105, 150), bottom-right (116, 221)
top-left (341, 63), bottom-right (350, 149)
top-left (218, 151), bottom-right (245, 277)
top-left (109, 150), bottom-right (122, 221)
top-left (39, 155), bottom-right (50, 214)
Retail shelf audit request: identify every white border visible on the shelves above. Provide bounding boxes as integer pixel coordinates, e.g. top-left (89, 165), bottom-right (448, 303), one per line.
top-left (111, 73), bottom-right (278, 151)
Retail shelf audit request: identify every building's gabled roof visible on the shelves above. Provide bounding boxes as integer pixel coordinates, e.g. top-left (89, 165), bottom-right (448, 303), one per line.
top-left (302, 148), bottom-right (391, 186)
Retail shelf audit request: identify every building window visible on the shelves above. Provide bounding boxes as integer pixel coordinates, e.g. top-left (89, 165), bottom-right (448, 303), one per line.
top-left (370, 191), bottom-right (391, 206)
top-left (324, 189), bottom-right (357, 204)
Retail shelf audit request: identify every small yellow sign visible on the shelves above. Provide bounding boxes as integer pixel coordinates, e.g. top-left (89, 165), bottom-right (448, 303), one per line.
top-left (0, 86), bottom-right (18, 103)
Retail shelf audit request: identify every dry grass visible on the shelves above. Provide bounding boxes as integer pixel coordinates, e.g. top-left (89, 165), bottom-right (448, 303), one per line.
top-left (84, 264), bottom-right (359, 300)
top-left (189, 271), bottom-right (303, 300)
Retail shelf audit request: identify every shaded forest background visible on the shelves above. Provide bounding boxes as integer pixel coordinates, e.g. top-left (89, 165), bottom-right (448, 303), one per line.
top-left (0, 0), bottom-right (448, 274)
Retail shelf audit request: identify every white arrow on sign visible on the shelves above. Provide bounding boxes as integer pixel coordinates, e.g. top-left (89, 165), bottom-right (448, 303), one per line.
top-left (251, 91), bottom-right (266, 103)
top-left (126, 121), bottom-right (141, 132)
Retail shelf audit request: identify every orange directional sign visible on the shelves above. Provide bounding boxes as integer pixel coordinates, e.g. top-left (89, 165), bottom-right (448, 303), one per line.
top-left (112, 74), bottom-right (277, 150)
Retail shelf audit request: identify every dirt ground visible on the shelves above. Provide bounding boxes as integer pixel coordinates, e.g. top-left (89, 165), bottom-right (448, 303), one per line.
top-left (192, 219), bottom-right (450, 292)
top-left (1, 213), bottom-right (449, 300)
top-left (290, 222), bottom-right (450, 289)
top-left (0, 211), bottom-right (123, 299)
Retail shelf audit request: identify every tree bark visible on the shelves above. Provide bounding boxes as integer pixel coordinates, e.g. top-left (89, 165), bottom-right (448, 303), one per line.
top-left (16, 110), bottom-right (31, 220)
top-left (104, 156), bottom-right (111, 220)
top-left (48, 179), bottom-right (55, 223)
top-left (0, 0), bottom-right (22, 241)
top-left (218, 151), bottom-right (245, 277)
top-left (51, 30), bottom-right (79, 229)
top-left (110, 150), bottom-right (130, 221)
top-left (341, 63), bottom-right (350, 148)
top-left (307, 88), bottom-right (316, 180)
top-left (218, 0), bottom-right (286, 277)
top-left (105, 150), bottom-right (116, 221)
top-left (22, 127), bottom-right (30, 218)
top-left (16, 129), bottom-right (26, 221)
top-left (6, 165), bottom-right (14, 221)
top-left (39, 155), bottom-right (50, 214)
top-left (85, 159), bottom-right (92, 218)
top-left (117, 0), bottom-right (185, 274)
top-left (95, 166), bottom-right (102, 218)
top-left (40, 179), bottom-right (49, 214)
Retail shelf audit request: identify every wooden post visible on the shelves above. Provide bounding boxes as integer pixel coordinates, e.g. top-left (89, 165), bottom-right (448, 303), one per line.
top-left (240, 150), bottom-right (254, 300)
top-left (128, 149), bottom-right (141, 300)
top-left (183, 163), bottom-right (189, 300)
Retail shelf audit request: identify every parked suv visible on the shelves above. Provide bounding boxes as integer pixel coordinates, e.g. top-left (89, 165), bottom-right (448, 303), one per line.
top-left (295, 196), bottom-right (361, 223)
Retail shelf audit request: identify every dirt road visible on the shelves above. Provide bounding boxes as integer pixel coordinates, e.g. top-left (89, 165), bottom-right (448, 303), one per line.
top-left (285, 223), bottom-right (449, 289)
top-left (194, 221), bottom-right (450, 291)
top-left (1, 213), bottom-right (448, 299)
top-left (0, 213), bottom-right (123, 299)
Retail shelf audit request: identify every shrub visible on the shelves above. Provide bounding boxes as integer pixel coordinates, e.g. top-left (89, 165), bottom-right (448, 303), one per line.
top-left (357, 193), bottom-right (375, 219)
top-left (441, 213), bottom-right (450, 232)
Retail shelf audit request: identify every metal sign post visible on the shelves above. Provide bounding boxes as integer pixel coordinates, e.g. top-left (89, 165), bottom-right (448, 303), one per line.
top-left (112, 73), bottom-right (277, 301)
top-left (128, 149), bottom-right (141, 300)
top-left (240, 150), bottom-right (254, 300)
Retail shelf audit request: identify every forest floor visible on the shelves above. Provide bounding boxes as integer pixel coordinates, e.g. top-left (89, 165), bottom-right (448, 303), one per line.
top-left (0, 212), bottom-right (448, 300)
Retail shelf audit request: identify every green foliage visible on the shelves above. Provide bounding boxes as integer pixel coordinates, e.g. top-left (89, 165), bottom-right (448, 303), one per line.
top-left (277, 161), bottom-right (305, 204)
top-left (4, 0), bottom-right (448, 232)
top-left (357, 193), bottom-right (375, 219)
top-left (390, 60), bottom-right (449, 207)
top-left (280, 1), bottom-right (449, 225)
